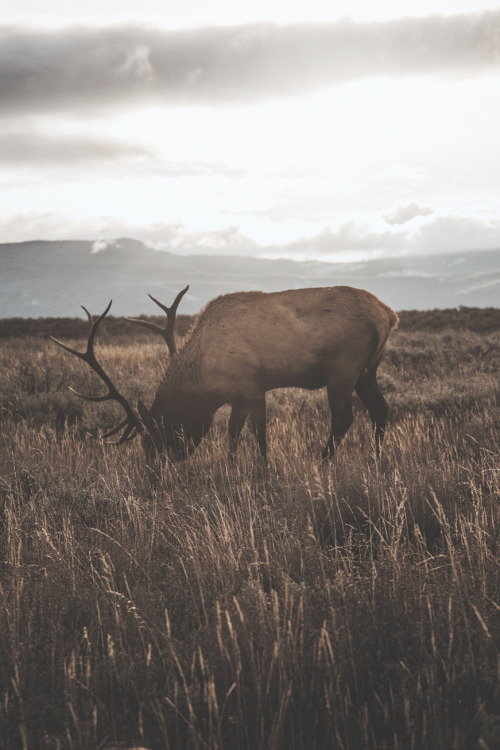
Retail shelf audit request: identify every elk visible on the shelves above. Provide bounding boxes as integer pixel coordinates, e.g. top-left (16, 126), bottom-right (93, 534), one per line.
top-left (51, 286), bottom-right (399, 462)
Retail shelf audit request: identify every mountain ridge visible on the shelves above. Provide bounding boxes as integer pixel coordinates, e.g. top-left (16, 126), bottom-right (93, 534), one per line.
top-left (1, 238), bottom-right (498, 317)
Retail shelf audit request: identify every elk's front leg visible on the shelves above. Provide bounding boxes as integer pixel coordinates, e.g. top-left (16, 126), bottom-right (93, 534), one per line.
top-left (228, 403), bottom-right (248, 455)
top-left (248, 398), bottom-right (267, 459)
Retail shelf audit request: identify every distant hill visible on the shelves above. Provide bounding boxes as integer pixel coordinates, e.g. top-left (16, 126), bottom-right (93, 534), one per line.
top-left (1, 238), bottom-right (499, 317)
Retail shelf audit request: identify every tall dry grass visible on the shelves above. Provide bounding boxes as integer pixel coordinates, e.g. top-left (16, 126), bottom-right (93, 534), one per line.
top-left (0, 310), bottom-right (499, 749)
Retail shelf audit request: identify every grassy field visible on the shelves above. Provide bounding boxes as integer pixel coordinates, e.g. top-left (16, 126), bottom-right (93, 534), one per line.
top-left (0, 307), bottom-right (499, 749)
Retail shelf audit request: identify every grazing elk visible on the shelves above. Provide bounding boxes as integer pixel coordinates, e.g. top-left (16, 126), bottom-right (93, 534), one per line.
top-left (51, 286), bottom-right (398, 462)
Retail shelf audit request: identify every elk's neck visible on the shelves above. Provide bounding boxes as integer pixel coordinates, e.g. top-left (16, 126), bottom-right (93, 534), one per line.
top-left (151, 349), bottom-right (221, 421)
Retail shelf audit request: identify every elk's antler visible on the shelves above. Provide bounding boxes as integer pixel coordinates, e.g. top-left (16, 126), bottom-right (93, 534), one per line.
top-left (50, 301), bottom-right (142, 443)
top-left (126, 285), bottom-right (189, 356)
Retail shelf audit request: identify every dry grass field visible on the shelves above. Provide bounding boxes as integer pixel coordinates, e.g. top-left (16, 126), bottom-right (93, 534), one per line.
top-left (0, 307), bottom-right (499, 749)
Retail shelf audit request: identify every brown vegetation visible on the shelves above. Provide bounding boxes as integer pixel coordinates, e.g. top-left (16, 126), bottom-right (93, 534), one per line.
top-left (0, 307), bottom-right (499, 749)
top-left (1, 305), bottom-right (498, 340)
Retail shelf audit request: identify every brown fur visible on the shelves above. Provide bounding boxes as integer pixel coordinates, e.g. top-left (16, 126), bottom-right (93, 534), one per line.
top-left (140, 286), bottom-right (399, 461)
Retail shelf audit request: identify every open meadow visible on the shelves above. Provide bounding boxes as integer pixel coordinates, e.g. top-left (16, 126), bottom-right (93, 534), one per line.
top-left (0, 307), bottom-right (499, 750)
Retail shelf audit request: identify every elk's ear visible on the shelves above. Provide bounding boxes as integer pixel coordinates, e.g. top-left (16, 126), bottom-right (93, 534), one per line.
top-left (137, 400), bottom-right (163, 452)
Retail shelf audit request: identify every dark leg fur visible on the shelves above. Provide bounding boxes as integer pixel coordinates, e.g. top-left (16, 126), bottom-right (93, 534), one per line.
top-left (355, 368), bottom-right (389, 454)
top-left (322, 384), bottom-right (354, 460)
top-left (229, 399), bottom-right (267, 459)
top-left (248, 399), bottom-right (267, 459)
top-left (228, 403), bottom-right (248, 455)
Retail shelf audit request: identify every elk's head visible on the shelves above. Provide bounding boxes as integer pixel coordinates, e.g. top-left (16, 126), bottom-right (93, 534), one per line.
top-left (136, 399), bottom-right (208, 463)
top-left (50, 286), bottom-right (190, 463)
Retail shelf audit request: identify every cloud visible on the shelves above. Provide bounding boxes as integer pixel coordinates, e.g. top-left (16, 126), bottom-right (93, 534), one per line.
top-left (384, 201), bottom-right (434, 225)
top-left (272, 224), bottom-right (406, 259)
top-left (1, 210), bottom-right (499, 261)
top-left (0, 129), bottom-right (154, 165)
top-left (1, 10), bottom-right (500, 114)
top-left (91, 239), bottom-right (114, 254)
top-left (115, 44), bottom-right (155, 82)
top-left (0, 211), bottom-right (261, 255)
top-left (411, 214), bottom-right (500, 254)
top-left (261, 215), bottom-right (500, 261)
top-left (0, 125), bottom-right (247, 176)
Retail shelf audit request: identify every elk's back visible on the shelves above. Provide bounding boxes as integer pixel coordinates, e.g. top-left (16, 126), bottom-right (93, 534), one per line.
top-left (191, 286), bottom-right (397, 398)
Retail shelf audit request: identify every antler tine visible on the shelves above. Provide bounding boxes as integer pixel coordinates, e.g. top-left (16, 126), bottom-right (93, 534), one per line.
top-left (126, 285), bottom-right (189, 357)
top-left (67, 385), bottom-right (111, 402)
top-left (149, 284), bottom-right (189, 317)
top-left (102, 417), bottom-right (138, 445)
top-left (83, 300), bottom-right (112, 356)
top-left (49, 300), bottom-right (113, 361)
top-left (50, 300), bottom-right (142, 443)
top-left (123, 317), bottom-right (166, 338)
top-left (101, 417), bottom-right (130, 439)
top-left (115, 424), bottom-right (138, 444)
top-left (151, 285), bottom-right (189, 355)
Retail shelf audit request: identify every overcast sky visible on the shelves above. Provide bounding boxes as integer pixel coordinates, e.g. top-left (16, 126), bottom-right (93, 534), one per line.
top-left (2, 0), bottom-right (500, 261)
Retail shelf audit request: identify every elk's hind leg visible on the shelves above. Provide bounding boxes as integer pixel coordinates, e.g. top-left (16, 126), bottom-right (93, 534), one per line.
top-left (322, 381), bottom-right (354, 460)
top-left (355, 367), bottom-right (389, 454)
